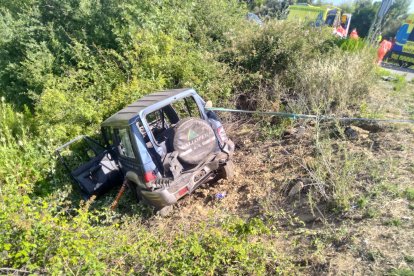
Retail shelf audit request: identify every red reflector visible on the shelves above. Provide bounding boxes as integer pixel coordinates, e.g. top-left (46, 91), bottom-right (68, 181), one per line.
top-left (217, 126), bottom-right (228, 144)
top-left (144, 171), bottom-right (157, 183)
top-left (178, 186), bottom-right (189, 197)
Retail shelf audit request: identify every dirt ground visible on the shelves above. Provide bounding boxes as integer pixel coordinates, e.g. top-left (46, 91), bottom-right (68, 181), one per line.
top-left (145, 80), bottom-right (414, 275)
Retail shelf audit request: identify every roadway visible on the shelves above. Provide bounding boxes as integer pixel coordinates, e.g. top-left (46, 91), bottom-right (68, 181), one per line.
top-left (381, 62), bottom-right (414, 81)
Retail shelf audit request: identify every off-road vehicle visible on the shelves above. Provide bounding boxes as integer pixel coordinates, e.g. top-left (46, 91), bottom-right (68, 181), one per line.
top-left (56, 88), bottom-right (234, 213)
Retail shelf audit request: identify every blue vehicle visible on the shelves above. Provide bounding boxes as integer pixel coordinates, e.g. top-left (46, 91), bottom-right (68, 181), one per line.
top-left (389, 15), bottom-right (414, 67)
top-left (56, 88), bottom-right (235, 215)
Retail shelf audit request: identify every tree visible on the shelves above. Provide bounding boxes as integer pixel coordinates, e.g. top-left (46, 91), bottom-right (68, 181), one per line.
top-left (382, 0), bottom-right (410, 38)
top-left (250, 0), bottom-right (294, 19)
top-left (349, 0), bottom-right (377, 38)
top-left (350, 0), bottom-right (410, 39)
top-left (338, 2), bottom-right (355, 14)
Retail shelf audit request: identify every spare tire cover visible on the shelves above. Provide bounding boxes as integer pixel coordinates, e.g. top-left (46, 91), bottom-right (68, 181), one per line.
top-left (173, 117), bottom-right (217, 165)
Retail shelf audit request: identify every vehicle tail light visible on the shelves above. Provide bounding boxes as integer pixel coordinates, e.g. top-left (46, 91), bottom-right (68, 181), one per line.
top-left (177, 186), bottom-right (189, 198)
top-left (144, 171), bottom-right (157, 183)
top-left (217, 126), bottom-right (228, 144)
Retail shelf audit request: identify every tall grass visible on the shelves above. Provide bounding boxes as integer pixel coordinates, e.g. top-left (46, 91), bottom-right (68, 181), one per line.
top-left (286, 49), bottom-right (375, 114)
top-left (225, 21), bottom-right (376, 116)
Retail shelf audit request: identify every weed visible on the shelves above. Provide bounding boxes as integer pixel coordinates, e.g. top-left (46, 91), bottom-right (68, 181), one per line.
top-left (404, 255), bottom-right (414, 264)
top-left (260, 118), bottom-right (292, 140)
top-left (358, 99), bottom-right (386, 119)
top-left (393, 76), bottom-right (407, 92)
top-left (375, 67), bottom-right (407, 91)
top-left (404, 188), bottom-right (414, 201)
top-left (226, 20), bottom-right (375, 115)
top-left (304, 124), bottom-right (363, 213)
top-left (380, 182), bottom-right (401, 198)
top-left (388, 268), bottom-right (414, 276)
top-left (384, 218), bottom-right (402, 227)
top-left (364, 208), bottom-right (379, 219)
top-left (336, 37), bottom-right (368, 52)
top-left (357, 196), bottom-right (369, 208)
top-left (366, 250), bottom-right (382, 262)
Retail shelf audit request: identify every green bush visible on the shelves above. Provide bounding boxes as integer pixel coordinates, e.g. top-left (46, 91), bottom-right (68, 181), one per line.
top-left (223, 20), bottom-right (376, 114)
top-left (335, 38), bottom-right (368, 52)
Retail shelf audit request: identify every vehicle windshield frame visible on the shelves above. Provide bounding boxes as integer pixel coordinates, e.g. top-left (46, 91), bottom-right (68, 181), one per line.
top-left (138, 93), bottom-right (206, 150)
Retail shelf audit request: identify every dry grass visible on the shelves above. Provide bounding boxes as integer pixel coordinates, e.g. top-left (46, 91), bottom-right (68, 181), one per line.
top-left (285, 50), bottom-right (376, 115)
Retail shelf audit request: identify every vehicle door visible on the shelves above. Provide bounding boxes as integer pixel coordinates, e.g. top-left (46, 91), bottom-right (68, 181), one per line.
top-left (56, 135), bottom-right (123, 198)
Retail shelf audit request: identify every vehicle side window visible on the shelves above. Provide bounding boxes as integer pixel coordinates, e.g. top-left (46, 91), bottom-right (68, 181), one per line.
top-left (136, 119), bottom-right (151, 143)
top-left (102, 127), bottom-right (114, 146)
top-left (116, 128), bottom-right (135, 158)
top-left (171, 96), bottom-right (202, 119)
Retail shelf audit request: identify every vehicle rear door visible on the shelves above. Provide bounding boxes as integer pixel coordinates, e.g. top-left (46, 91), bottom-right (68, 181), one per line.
top-left (56, 135), bottom-right (123, 198)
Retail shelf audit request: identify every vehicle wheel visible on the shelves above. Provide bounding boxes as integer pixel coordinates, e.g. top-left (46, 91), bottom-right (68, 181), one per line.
top-left (219, 160), bottom-right (235, 181)
top-left (172, 117), bottom-right (217, 165)
top-left (398, 61), bottom-right (410, 68)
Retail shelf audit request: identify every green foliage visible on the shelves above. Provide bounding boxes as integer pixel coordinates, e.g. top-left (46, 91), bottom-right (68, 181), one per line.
top-left (375, 67), bottom-right (407, 92)
top-left (0, 1), bottom-right (277, 274)
top-left (405, 188), bottom-right (414, 201)
top-left (388, 268), bottom-right (414, 276)
top-left (336, 38), bottom-right (368, 52)
top-left (0, 0), bottom-right (244, 142)
top-left (223, 20), bottom-right (375, 114)
top-left (349, 0), bottom-right (377, 38)
top-left (1, 200), bottom-right (289, 274)
top-left (384, 218), bottom-right (402, 227)
top-left (350, 0), bottom-right (410, 38)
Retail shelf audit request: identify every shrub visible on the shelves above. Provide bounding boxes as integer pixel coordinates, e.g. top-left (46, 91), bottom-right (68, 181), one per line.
top-left (305, 127), bottom-right (364, 212)
top-left (285, 48), bottom-right (375, 114)
top-left (224, 20), bottom-right (376, 115)
top-left (335, 38), bottom-right (368, 52)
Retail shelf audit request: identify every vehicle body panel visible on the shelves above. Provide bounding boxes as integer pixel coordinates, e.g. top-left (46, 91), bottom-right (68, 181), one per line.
top-left (389, 15), bottom-right (414, 66)
top-left (287, 4), bottom-right (352, 35)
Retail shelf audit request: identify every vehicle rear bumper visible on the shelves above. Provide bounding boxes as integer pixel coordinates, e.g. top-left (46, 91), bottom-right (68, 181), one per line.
top-left (140, 189), bottom-right (177, 209)
top-left (139, 140), bottom-right (234, 209)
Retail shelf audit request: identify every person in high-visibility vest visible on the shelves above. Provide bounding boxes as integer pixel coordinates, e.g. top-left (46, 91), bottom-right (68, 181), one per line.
top-left (350, 28), bottom-right (359, 39)
top-left (377, 38), bottom-right (393, 65)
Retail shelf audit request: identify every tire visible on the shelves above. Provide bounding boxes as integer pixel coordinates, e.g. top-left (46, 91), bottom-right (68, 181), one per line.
top-left (219, 160), bottom-right (235, 181)
top-left (172, 117), bottom-right (217, 165)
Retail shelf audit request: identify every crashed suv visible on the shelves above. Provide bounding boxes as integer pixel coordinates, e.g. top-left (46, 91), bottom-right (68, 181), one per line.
top-left (56, 88), bottom-right (234, 213)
